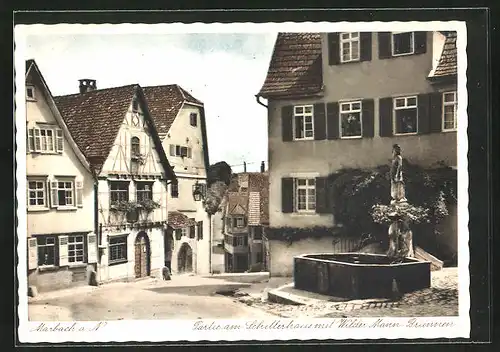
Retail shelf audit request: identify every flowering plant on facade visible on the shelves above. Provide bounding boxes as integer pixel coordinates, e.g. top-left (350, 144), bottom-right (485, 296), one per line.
top-left (110, 200), bottom-right (139, 213)
top-left (137, 199), bottom-right (161, 213)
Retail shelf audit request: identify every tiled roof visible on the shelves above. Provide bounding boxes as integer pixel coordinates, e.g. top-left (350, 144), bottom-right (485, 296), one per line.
top-left (257, 33), bottom-right (323, 99)
top-left (429, 32), bottom-right (457, 78)
top-left (142, 85), bottom-right (203, 136)
top-left (227, 192), bottom-right (248, 215)
top-left (168, 211), bottom-right (197, 229)
top-left (54, 84), bottom-right (138, 170)
top-left (260, 186), bottom-right (269, 225)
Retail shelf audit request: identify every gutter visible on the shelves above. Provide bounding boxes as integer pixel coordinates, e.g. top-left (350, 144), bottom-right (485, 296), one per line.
top-left (255, 95), bottom-right (268, 108)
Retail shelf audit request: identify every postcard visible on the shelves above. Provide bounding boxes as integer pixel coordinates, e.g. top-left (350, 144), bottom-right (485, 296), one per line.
top-left (15, 20), bottom-right (469, 342)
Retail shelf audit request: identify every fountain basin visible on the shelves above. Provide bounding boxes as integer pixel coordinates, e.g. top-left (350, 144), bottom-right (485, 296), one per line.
top-left (294, 253), bottom-right (431, 299)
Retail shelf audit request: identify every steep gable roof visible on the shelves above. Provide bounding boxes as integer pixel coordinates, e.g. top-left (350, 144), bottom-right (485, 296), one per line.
top-left (25, 59), bottom-right (91, 174)
top-left (257, 32), bottom-right (323, 100)
top-left (54, 84), bottom-right (176, 180)
top-left (227, 192), bottom-right (248, 215)
top-left (429, 31), bottom-right (457, 79)
top-left (143, 84), bottom-right (210, 171)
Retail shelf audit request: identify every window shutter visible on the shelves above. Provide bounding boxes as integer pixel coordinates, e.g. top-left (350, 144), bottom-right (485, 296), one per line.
top-left (34, 128), bottom-right (41, 152)
top-left (417, 93), bottom-right (431, 135)
top-left (56, 128), bottom-right (64, 153)
top-left (327, 33), bottom-right (340, 65)
top-left (76, 180), bottom-right (84, 207)
top-left (232, 217), bottom-right (237, 228)
top-left (59, 235), bottom-right (69, 266)
top-left (28, 238), bottom-right (38, 270)
top-left (87, 233), bottom-right (97, 263)
top-left (429, 92), bottom-right (443, 133)
top-left (281, 178), bottom-right (294, 213)
top-left (359, 32), bottom-right (372, 62)
top-left (378, 32), bottom-right (392, 59)
top-left (171, 182), bottom-right (178, 197)
top-left (326, 102), bottom-right (340, 140)
top-left (27, 128), bottom-right (35, 152)
top-left (50, 181), bottom-right (59, 207)
top-left (379, 97), bottom-right (394, 137)
top-left (169, 144), bottom-right (175, 156)
top-left (414, 31), bottom-right (427, 54)
top-left (313, 103), bottom-right (326, 140)
top-left (282, 105), bottom-right (294, 142)
top-left (175, 229), bottom-right (182, 240)
top-left (315, 177), bottom-right (330, 214)
top-left (362, 99), bottom-right (375, 138)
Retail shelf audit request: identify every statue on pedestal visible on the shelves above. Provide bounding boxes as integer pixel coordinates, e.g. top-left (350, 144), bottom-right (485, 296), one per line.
top-left (390, 144), bottom-right (407, 204)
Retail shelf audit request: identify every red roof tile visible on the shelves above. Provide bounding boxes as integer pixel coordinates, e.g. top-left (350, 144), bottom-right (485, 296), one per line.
top-left (429, 32), bottom-right (457, 79)
top-left (168, 211), bottom-right (196, 229)
top-left (257, 33), bottom-right (323, 99)
top-left (142, 85), bottom-right (203, 136)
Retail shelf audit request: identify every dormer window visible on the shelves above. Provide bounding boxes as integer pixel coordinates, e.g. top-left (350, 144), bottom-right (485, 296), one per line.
top-left (26, 85), bottom-right (36, 101)
top-left (190, 113), bottom-right (198, 127)
top-left (391, 32), bottom-right (415, 56)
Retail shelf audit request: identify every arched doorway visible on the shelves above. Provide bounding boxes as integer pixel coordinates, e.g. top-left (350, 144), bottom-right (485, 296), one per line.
top-left (134, 232), bottom-right (151, 278)
top-left (177, 243), bottom-right (193, 273)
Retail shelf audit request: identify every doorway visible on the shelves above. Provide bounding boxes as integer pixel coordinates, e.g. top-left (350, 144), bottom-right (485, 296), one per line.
top-left (177, 243), bottom-right (193, 273)
top-left (134, 232), bottom-right (151, 278)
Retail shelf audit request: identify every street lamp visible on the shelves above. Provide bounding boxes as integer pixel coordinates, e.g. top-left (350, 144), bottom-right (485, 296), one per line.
top-left (192, 181), bottom-right (206, 201)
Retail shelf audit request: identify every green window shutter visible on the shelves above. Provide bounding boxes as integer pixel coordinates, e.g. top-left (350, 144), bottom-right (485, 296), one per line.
top-left (328, 33), bottom-right (340, 65)
top-left (361, 99), bottom-right (375, 138)
top-left (282, 105), bottom-right (294, 142)
top-left (379, 97), bottom-right (394, 137)
top-left (378, 32), bottom-right (392, 59)
top-left (281, 178), bottom-right (294, 213)
top-left (359, 32), bottom-right (372, 62)
top-left (326, 102), bottom-right (340, 140)
top-left (313, 103), bottom-right (326, 140)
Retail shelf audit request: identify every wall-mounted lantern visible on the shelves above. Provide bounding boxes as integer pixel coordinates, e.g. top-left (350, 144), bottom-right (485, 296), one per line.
top-left (192, 181), bottom-right (206, 201)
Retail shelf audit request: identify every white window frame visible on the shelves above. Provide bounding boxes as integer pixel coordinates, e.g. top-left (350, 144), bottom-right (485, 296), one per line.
top-left (27, 125), bottom-right (63, 154)
top-left (68, 234), bottom-right (85, 264)
top-left (190, 112), bottom-right (198, 127)
top-left (293, 105), bottom-right (314, 141)
top-left (295, 178), bottom-right (316, 213)
top-left (339, 100), bottom-right (363, 139)
top-left (442, 91), bottom-right (458, 132)
top-left (339, 32), bottom-right (360, 63)
top-left (53, 178), bottom-right (76, 208)
top-left (27, 177), bottom-right (48, 210)
top-left (37, 236), bottom-right (56, 267)
top-left (109, 235), bottom-right (128, 264)
top-left (236, 216), bottom-right (245, 228)
top-left (26, 85), bottom-right (36, 101)
top-left (393, 95), bottom-right (418, 136)
top-left (391, 31), bottom-right (415, 57)
top-left (181, 228), bottom-right (188, 237)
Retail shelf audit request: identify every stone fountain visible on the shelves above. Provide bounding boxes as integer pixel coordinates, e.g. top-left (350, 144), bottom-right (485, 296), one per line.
top-left (294, 144), bottom-right (431, 299)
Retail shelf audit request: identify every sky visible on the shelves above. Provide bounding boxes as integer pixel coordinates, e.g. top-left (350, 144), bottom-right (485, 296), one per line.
top-left (25, 32), bottom-right (277, 173)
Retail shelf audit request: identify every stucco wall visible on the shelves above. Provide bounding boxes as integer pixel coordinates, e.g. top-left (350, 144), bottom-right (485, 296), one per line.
top-left (435, 203), bottom-right (458, 256)
top-left (98, 228), bottom-right (164, 282)
top-left (28, 264), bottom-right (96, 293)
top-left (26, 76), bottom-right (93, 237)
top-left (268, 236), bottom-right (358, 277)
top-left (267, 32), bottom-right (457, 229)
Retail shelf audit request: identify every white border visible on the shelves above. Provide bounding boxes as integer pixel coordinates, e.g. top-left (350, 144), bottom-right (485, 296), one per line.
top-left (15, 21), bottom-right (469, 342)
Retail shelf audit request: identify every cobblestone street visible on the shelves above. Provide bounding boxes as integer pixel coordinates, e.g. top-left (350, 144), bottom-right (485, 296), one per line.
top-left (232, 268), bottom-right (459, 318)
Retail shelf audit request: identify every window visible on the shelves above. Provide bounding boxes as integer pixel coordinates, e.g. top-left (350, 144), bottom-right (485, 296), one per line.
top-left (37, 236), bottom-right (56, 266)
top-left (181, 227), bottom-right (188, 237)
top-left (392, 32), bottom-right (415, 56)
top-left (110, 181), bottom-right (129, 205)
top-left (393, 96), bottom-right (418, 135)
top-left (234, 236), bottom-right (248, 247)
top-left (169, 144), bottom-right (192, 158)
top-left (189, 224), bottom-right (196, 239)
top-left (109, 236), bottom-right (127, 264)
top-left (26, 85), bottom-right (36, 101)
top-left (340, 101), bottom-right (362, 138)
top-left (294, 105), bottom-right (314, 140)
top-left (442, 91), bottom-right (457, 131)
top-left (68, 235), bottom-right (85, 263)
top-left (131, 137), bottom-right (140, 156)
top-left (197, 221), bottom-right (203, 240)
top-left (56, 180), bottom-right (74, 206)
top-left (28, 179), bottom-right (47, 209)
top-left (27, 126), bottom-right (63, 153)
top-left (190, 113), bottom-right (198, 127)
top-left (175, 229), bottom-right (182, 240)
top-left (236, 217), bottom-right (245, 228)
top-left (136, 182), bottom-right (153, 202)
top-left (253, 226), bottom-right (263, 240)
top-left (170, 182), bottom-right (179, 198)
top-left (132, 99), bottom-right (139, 111)
top-left (340, 32), bottom-right (360, 63)
top-left (295, 178), bottom-right (316, 212)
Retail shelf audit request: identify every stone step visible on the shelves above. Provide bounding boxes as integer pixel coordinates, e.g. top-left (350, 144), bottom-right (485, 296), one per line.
top-left (414, 246), bottom-right (444, 271)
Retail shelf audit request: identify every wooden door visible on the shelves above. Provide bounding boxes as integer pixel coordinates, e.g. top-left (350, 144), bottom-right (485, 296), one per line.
top-left (134, 235), bottom-right (148, 278)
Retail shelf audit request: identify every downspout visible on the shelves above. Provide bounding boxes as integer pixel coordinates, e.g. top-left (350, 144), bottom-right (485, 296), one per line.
top-left (209, 213), bottom-right (212, 274)
top-left (91, 169), bottom-right (101, 284)
top-left (255, 94), bottom-right (268, 108)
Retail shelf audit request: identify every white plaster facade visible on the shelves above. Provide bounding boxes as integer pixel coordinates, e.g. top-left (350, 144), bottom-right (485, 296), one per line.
top-left (161, 102), bottom-right (212, 275)
top-left (25, 61), bottom-right (96, 292)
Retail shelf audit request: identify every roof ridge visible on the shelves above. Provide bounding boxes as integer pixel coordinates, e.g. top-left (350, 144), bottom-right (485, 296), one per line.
top-left (54, 83), bottom-right (138, 98)
top-left (176, 84), bottom-right (187, 101)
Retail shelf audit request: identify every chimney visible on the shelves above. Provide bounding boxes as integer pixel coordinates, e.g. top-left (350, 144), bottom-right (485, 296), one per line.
top-left (79, 79), bottom-right (97, 94)
top-left (243, 162), bottom-right (247, 173)
top-left (260, 161), bottom-right (265, 173)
